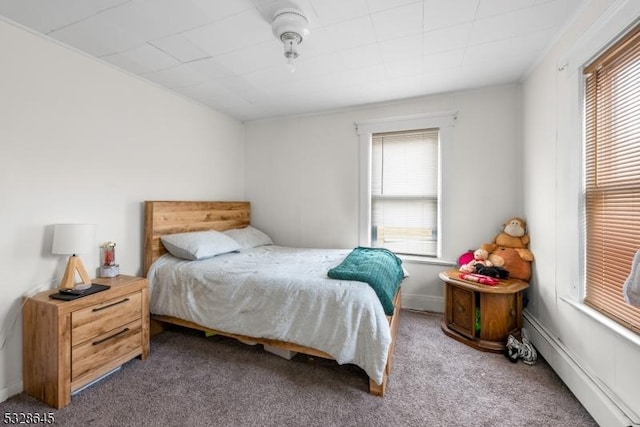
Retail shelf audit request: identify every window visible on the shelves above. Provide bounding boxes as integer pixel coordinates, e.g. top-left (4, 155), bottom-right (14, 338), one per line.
top-left (371, 129), bottom-right (439, 256)
top-left (356, 112), bottom-right (455, 259)
top-left (583, 23), bottom-right (640, 334)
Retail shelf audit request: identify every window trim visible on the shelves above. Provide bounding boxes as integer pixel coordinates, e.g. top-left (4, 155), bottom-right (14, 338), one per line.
top-left (555, 1), bottom-right (640, 306)
top-left (582, 21), bottom-right (640, 334)
top-left (355, 111), bottom-right (456, 258)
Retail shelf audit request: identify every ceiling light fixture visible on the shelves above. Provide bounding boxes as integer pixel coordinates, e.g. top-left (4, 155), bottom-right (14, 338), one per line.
top-left (272, 7), bottom-right (309, 72)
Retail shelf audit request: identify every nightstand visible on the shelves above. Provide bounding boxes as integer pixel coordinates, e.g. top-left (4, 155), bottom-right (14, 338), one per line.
top-left (22, 275), bottom-right (150, 408)
top-left (439, 269), bottom-right (529, 353)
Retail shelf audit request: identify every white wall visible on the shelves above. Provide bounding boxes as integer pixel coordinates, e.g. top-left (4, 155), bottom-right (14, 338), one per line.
top-left (244, 85), bottom-right (523, 312)
top-left (0, 19), bottom-right (244, 401)
top-left (522, 0), bottom-right (640, 425)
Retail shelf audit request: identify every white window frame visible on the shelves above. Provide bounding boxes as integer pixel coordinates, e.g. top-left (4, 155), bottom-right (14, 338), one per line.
top-left (557, 0), bottom-right (640, 303)
top-left (554, 0), bottom-right (640, 347)
top-left (356, 111), bottom-right (456, 259)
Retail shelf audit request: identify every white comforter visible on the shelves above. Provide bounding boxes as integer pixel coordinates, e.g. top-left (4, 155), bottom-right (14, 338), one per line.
top-left (147, 245), bottom-right (393, 385)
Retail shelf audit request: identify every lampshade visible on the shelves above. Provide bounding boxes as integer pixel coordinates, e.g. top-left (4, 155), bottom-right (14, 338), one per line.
top-left (52, 224), bottom-right (95, 290)
top-left (52, 224), bottom-right (95, 255)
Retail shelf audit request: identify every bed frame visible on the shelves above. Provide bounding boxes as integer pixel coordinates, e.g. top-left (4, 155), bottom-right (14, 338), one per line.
top-left (143, 200), bottom-right (401, 396)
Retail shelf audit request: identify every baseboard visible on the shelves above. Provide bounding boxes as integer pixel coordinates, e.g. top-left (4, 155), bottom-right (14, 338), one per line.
top-left (0, 380), bottom-right (23, 404)
top-left (401, 293), bottom-right (443, 313)
top-left (523, 311), bottom-right (638, 427)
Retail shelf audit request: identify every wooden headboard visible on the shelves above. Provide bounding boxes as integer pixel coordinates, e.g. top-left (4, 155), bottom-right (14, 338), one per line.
top-left (143, 201), bottom-right (250, 276)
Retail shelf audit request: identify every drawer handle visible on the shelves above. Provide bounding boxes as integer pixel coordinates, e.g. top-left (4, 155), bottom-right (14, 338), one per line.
top-left (93, 328), bottom-right (130, 346)
top-left (93, 298), bottom-right (130, 312)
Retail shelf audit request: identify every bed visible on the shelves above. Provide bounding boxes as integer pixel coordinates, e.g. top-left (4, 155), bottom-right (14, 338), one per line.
top-left (143, 201), bottom-right (402, 396)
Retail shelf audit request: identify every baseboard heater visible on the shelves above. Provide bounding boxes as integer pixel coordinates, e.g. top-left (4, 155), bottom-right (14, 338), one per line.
top-left (523, 312), bottom-right (638, 427)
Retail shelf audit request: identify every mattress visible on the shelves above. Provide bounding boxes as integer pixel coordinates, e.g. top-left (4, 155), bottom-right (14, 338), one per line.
top-left (147, 245), bottom-right (394, 385)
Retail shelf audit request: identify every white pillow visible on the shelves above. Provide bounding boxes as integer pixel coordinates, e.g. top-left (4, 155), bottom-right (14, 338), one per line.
top-left (161, 230), bottom-right (241, 260)
top-left (223, 226), bottom-right (273, 250)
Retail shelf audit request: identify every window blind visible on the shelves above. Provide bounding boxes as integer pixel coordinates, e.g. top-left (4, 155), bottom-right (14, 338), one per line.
top-left (584, 23), bottom-right (640, 334)
top-left (371, 128), bottom-right (439, 256)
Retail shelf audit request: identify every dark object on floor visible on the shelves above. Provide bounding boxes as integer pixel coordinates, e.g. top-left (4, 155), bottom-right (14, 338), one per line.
top-left (504, 334), bottom-right (538, 365)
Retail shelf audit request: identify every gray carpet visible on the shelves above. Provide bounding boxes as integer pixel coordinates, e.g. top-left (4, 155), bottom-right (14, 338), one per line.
top-left (2, 310), bottom-right (597, 426)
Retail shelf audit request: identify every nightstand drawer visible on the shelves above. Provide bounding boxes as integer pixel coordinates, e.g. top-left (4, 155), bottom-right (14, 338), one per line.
top-left (447, 284), bottom-right (476, 339)
top-left (72, 292), bottom-right (142, 346)
top-left (71, 319), bottom-right (142, 381)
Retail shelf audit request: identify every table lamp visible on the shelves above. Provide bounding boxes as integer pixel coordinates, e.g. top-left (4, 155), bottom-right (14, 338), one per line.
top-left (52, 223), bottom-right (95, 290)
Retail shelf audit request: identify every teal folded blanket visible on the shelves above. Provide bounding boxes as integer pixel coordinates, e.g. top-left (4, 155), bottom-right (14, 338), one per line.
top-left (328, 247), bottom-right (404, 315)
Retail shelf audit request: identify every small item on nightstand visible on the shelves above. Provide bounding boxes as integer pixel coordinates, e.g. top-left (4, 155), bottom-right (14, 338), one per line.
top-left (49, 284), bottom-right (111, 300)
top-left (100, 241), bottom-right (119, 278)
top-left (59, 288), bottom-right (86, 295)
top-left (458, 272), bottom-right (499, 286)
top-left (100, 264), bottom-right (119, 277)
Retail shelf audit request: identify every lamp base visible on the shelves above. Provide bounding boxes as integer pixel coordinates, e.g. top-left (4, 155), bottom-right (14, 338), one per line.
top-left (60, 255), bottom-right (92, 290)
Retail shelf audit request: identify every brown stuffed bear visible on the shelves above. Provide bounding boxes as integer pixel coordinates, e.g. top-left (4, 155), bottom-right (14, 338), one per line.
top-left (487, 247), bottom-right (531, 281)
top-left (482, 217), bottom-right (534, 262)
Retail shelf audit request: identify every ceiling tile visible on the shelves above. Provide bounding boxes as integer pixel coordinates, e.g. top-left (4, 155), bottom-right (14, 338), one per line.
top-left (298, 26), bottom-right (336, 59)
top-left (339, 64), bottom-right (389, 87)
top-left (475, 0), bottom-right (534, 19)
top-left (424, 48), bottom-right (465, 71)
top-left (529, 0), bottom-right (586, 29)
top-left (184, 57), bottom-right (234, 80)
top-left (326, 16), bottom-right (377, 50)
top-left (463, 28), bottom-right (552, 64)
top-left (385, 58), bottom-right (423, 78)
top-left (149, 34), bottom-right (211, 63)
top-left (371, 2), bottom-right (424, 41)
top-left (470, 1), bottom-right (582, 46)
top-left (339, 43), bottom-right (383, 69)
top-left (387, 74), bottom-right (423, 95)
top-left (101, 43), bottom-right (180, 75)
top-left (242, 65), bottom-right (300, 91)
top-left (425, 22), bottom-right (472, 54)
top-left (460, 53), bottom-right (533, 85)
top-left (174, 80), bottom-right (229, 101)
top-left (97, 0), bottom-right (212, 41)
top-left (309, 0), bottom-right (369, 25)
top-left (0, 0), bottom-right (128, 33)
top-left (191, 0), bottom-right (255, 21)
top-left (49, 13), bottom-right (147, 57)
top-left (367, 0), bottom-right (421, 13)
top-left (214, 40), bottom-right (283, 75)
top-left (217, 75), bottom-right (262, 103)
top-left (294, 54), bottom-right (345, 79)
top-left (142, 63), bottom-right (211, 88)
top-left (424, 0), bottom-right (479, 31)
top-left (378, 34), bottom-right (423, 63)
top-left (183, 9), bottom-right (272, 57)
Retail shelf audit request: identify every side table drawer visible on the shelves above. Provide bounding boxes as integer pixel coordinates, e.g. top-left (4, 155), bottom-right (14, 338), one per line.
top-left (72, 292), bottom-right (142, 346)
top-left (71, 319), bottom-right (142, 381)
top-left (446, 285), bottom-right (476, 339)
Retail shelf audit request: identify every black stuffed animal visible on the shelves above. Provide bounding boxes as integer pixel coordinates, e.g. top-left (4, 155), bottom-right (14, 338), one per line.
top-left (474, 264), bottom-right (510, 279)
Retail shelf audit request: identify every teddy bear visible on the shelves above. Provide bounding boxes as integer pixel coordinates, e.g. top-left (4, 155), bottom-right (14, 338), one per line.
top-left (480, 217), bottom-right (534, 281)
top-left (459, 248), bottom-right (493, 273)
top-left (481, 217), bottom-right (534, 262)
top-left (487, 247), bottom-right (531, 281)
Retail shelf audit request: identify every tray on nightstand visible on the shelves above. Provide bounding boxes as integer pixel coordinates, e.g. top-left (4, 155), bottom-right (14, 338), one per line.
top-left (49, 284), bottom-right (111, 301)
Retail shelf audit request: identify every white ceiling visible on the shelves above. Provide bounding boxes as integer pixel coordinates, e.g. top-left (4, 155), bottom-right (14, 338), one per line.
top-left (0, 0), bottom-right (586, 121)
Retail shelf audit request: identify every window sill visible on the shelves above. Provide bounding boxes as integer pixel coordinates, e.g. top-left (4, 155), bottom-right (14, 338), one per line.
top-left (398, 254), bottom-right (457, 266)
top-left (560, 296), bottom-right (640, 348)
